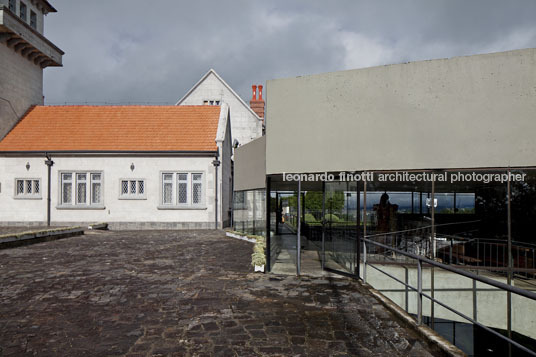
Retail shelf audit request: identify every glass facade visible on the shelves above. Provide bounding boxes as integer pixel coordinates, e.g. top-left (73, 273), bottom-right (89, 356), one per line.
top-left (257, 168), bottom-right (536, 356)
top-left (232, 189), bottom-right (266, 237)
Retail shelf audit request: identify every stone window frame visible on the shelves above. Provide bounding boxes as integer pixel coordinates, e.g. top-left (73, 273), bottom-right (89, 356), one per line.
top-left (19, 1), bottom-right (26, 22)
top-left (13, 178), bottom-right (42, 200)
top-left (158, 171), bottom-right (206, 210)
top-left (57, 171), bottom-right (105, 209)
top-left (8, 0), bottom-right (16, 13)
top-left (30, 9), bottom-right (37, 29)
top-left (118, 178), bottom-right (147, 200)
top-left (203, 100), bottom-right (220, 106)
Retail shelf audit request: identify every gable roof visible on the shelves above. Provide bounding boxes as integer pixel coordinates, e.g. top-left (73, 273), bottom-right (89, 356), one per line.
top-left (176, 69), bottom-right (262, 121)
top-left (0, 105), bottom-right (221, 153)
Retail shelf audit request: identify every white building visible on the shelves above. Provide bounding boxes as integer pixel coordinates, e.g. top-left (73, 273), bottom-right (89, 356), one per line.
top-left (177, 69), bottom-right (264, 147)
top-left (0, 0), bottom-right (63, 139)
top-left (0, 104), bottom-right (233, 229)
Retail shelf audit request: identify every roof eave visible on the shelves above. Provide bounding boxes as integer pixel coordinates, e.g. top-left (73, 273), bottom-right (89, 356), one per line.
top-left (0, 150), bottom-right (219, 157)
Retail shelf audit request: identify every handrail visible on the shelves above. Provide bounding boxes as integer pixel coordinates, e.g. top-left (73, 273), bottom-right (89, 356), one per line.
top-left (363, 237), bottom-right (536, 301)
top-left (365, 263), bottom-right (536, 356)
top-left (363, 236), bottom-right (536, 356)
top-left (365, 220), bottom-right (480, 239)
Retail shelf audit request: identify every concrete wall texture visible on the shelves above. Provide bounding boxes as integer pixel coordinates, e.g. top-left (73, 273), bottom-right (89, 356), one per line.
top-left (0, 42), bottom-right (43, 138)
top-left (265, 48), bottom-right (536, 175)
top-left (234, 136), bottom-right (266, 191)
top-left (179, 71), bottom-right (263, 146)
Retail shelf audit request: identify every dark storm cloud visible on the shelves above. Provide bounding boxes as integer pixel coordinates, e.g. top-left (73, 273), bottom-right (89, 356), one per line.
top-left (43, 0), bottom-right (536, 105)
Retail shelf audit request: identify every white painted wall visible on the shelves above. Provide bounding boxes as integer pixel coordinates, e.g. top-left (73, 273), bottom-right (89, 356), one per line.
top-left (179, 72), bottom-right (263, 146)
top-left (0, 156), bottom-right (226, 229)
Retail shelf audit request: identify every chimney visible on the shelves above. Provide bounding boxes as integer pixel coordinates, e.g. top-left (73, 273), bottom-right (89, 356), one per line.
top-left (249, 84), bottom-right (265, 119)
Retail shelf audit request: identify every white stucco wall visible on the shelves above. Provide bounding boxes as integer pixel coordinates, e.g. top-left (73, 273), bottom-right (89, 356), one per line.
top-left (178, 72), bottom-right (263, 146)
top-left (0, 155), bottom-right (227, 229)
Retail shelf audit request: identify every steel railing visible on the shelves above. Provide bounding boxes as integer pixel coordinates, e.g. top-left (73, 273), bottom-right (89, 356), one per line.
top-left (362, 236), bottom-right (536, 356)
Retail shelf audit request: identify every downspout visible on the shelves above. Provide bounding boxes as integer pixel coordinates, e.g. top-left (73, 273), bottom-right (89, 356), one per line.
top-left (212, 149), bottom-right (221, 230)
top-left (44, 154), bottom-right (54, 226)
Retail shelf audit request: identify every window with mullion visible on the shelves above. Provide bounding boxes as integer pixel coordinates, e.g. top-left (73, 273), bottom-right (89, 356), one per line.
top-left (15, 178), bottom-right (41, 198)
top-left (119, 179), bottom-right (146, 199)
top-left (160, 172), bottom-right (204, 207)
top-left (60, 171), bottom-right (103, 206)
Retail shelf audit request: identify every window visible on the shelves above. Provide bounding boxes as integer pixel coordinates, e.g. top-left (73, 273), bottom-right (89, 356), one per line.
top-left (203, 100), bottom-right (220, 105)
top-left (119, 179), bottom-right (146, 199)
top-left (19, 1), bottom-right (26, 21)
top-left (30, 10), bottom-right (36, 29)
top-left (160, 172), bottom-right (204, 207)
top-left (60, 172), bottom-right (103, 207)
top-left (14, 178), bottom-right (41, 199)
top-left (8, 0), bottom-right (16, 13)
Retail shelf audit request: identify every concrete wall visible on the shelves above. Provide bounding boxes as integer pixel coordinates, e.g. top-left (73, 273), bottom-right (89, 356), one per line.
top-left (0, 156), bottom-right (226, 229)
top-left (0, 42), bottom-right (43, 138)
top-left (220, 114), bottom-right (233, 227)
top-left (234, 136), bottom-right (266, 191)
top-left (265, 48), bottom-right (536, 174)
top-left (179, 72), bottom-right (263, 146)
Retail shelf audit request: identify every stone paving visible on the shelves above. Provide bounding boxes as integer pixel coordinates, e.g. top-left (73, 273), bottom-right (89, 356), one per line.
top-left (0, 230), bottom-right (440, 356)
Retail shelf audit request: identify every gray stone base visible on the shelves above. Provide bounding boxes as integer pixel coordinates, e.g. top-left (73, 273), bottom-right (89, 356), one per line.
top-left (0, 221), bottom-right (224, 230)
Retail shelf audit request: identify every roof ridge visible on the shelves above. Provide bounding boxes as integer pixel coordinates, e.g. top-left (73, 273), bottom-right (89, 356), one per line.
top-left (175, 69), bottom-right (263, 121)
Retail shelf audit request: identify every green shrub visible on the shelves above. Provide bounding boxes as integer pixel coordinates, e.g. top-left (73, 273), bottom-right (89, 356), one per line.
top-left (304, 213), bottom-right (318, 223)
top-left (324, 213), bottom-right (340, 222)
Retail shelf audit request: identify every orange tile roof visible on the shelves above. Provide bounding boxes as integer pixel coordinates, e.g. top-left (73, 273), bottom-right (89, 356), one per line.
top-left (0, 105), bottom-right (221, 152)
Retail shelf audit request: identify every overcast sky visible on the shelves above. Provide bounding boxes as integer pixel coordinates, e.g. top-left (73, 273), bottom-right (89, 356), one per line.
top-left (43, 0), bottom-right (536, 105)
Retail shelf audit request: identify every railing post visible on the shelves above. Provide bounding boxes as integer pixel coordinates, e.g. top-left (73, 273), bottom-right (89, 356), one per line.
top-left (417, 259), bottom-right (423, 325)
top-left (405, 266), bottom-right (409, 312)
top-left (450, 238), bottom-right (453, 264)
top-left (473, 275), bottom-right (477, 322)
top-left (363, 240), bottom-right (367, 284)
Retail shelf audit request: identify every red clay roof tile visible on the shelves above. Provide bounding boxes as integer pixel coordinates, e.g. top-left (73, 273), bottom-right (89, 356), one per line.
top-left (0, 105), bottom-right (221, 152)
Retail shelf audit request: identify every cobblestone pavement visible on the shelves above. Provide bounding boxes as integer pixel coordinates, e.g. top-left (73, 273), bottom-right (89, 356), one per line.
top-left (0, 230), bottom-right (440, 356)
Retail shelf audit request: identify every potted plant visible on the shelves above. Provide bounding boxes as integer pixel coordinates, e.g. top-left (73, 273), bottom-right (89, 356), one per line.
top-left (251, 235), bottom-right (266, 272)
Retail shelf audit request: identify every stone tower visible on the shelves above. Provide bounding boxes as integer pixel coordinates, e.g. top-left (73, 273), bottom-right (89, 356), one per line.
top-left (0, 0), bottom-right (63, 139)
